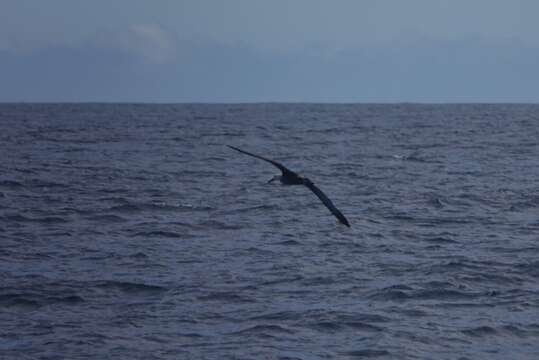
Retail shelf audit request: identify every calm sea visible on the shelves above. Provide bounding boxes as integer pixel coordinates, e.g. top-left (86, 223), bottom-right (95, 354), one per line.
top-left (1, 103), bottom-right (538, 359)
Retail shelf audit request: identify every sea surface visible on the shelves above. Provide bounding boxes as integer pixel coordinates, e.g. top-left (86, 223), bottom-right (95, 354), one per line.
top-left (1, 103), bottom-right (538, 359)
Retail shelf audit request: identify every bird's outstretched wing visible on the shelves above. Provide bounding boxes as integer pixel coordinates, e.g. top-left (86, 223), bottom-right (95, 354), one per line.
top-left (227, 145), bottom-right (298, 177)
top-left (303, 178), bottom-right (350, 227)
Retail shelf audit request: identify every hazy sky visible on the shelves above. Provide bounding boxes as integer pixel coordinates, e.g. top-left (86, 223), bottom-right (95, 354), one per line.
top-left (1, 0), bottom-right (538, 102)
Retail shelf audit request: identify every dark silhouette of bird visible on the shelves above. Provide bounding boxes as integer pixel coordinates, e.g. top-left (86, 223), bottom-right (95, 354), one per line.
top-left (227, 145), bottom-right (350, 227)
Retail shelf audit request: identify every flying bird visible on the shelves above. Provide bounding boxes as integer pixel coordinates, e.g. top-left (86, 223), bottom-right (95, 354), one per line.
top-left (227, 145), bottom-right (350, 227)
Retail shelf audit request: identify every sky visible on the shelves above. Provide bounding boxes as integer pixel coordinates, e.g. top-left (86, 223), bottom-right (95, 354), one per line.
top-left (1, 0), bottom-right (539, 103)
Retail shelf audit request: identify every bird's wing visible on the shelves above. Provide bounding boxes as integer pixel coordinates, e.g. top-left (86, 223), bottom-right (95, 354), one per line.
top-left (227, 145), bottom-right (298, 176)
top-left (303, 178), bottom-right (350, 227)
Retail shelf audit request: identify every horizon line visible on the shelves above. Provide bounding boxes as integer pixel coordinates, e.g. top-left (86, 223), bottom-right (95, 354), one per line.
top-left (1, 101), bottom-right (539, 106)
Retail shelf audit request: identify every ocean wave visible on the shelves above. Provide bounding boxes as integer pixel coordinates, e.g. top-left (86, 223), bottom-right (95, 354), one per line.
top-left (198, 291), bottom-right (255, 303)
top-left (230, 324), bottom-right (295, 336)
top-left (0, 292), bottom-right (84, 311)
top-left (368, 283), bottom-right (481, 302)
top-left (0, 180), bottom-right (23, 189)
top-left (515, 260), bottom-right (539, 277)
top-left (108, 201), bottom-right (212, 214)
top-left (273, 239), bottom-right (302, 246)
top-left (230, 204), bottom-right (279, 214)
top-left (308, 321), bottom-right (383, 333)
top-left (85, 214), bottom-right (127, 223)
top-left (196, 220), bottom-right (243, 230)
top-left (133, 230), bottom-right (188, 239)
top-left (461, 325), bottom-right (498, 337)
top-left (2, 214), bottom-right (69, 224)
top-left (93, 281), bottom-right (167, 295)
top-left (423, 236), bottom-right (459, 244)
top-left (28, 179), bottom-right (69, 189)
top-left (342, 349), bottom-right (391, 358)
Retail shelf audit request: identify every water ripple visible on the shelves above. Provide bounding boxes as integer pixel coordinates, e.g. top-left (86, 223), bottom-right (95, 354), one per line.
top-left (2, 103), bottom-right (539, 359)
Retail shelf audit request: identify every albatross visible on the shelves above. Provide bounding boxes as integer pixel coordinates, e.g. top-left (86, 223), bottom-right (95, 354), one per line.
top-left (227, 145), bottom-right (350, 227)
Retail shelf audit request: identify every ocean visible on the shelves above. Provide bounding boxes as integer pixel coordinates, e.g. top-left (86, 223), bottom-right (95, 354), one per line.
top-left (1, 103), bottom-right (538, 359)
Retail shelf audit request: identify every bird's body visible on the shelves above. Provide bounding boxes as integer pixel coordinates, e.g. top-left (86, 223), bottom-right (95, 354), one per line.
top-left (271, 173), bottom-right (304, 185)
top-left (227, 145), bottom-right (350, 227)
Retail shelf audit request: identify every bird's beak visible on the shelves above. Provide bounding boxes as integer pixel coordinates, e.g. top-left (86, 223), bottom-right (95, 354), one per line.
top-left (267, 177), bottom-right (275, 183)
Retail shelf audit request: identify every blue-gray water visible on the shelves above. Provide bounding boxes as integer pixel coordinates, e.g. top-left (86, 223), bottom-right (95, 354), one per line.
top-left (1, 103), bottom-right (538, 359)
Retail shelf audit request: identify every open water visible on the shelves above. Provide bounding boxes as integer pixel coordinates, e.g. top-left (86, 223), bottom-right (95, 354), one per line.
top-left (1, 103), bottom-right (538, 359)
